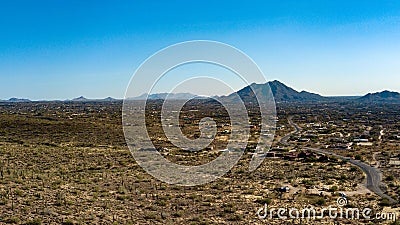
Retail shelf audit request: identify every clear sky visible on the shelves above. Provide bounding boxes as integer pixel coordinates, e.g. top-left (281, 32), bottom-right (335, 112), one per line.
top-left (1, 0), bottom-right (400, 100)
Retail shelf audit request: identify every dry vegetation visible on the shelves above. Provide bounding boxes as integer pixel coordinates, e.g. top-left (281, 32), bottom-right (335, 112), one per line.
top-left (0, 102), bottom-right (398, 224)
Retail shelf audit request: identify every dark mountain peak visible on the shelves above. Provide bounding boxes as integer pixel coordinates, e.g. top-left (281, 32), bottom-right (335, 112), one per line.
top-left (6, 97), bottom-right (31, 102)
top-left (268, 81), bottom-right (324, 102)
top-left (249, 82), bottom-right (257, 86)
top-left (72, 96), bottom-right (88, 101)
top-left (267, 80), bottom-right (297, 93)
top-left (223, 80), bottom-right (325, 103)
top-left (103, 97), bottom-right (117, 101)
top-left (359, 90), bottom-right (400, 102)
top-left (270, 80), bottom-right (285, 85)
top-left (377, 90), bottom-right (399, 97)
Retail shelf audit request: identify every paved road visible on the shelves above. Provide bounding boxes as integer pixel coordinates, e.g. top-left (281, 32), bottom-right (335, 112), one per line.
top-left (305, 147), bottom-right (395, 203)
top-left (279, 116), bottom-right (302, 145)
top-left (281, 117), bottom-right (396, 204)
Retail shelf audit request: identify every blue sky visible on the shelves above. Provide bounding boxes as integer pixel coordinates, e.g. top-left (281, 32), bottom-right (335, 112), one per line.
top-left (1, 0), bottom-right (400, 100)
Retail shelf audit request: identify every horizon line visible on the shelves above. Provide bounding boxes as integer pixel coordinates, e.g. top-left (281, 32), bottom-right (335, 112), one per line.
top-left (1, 80), bottom-right (399, 101)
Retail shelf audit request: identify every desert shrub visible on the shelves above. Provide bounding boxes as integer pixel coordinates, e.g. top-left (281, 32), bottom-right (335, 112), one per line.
top-left (315, 197), bottom-right (326, 206)
top-left (23, 218), bottom-right (41, 225)
top-left (255, 198), bottom-right (272, 205)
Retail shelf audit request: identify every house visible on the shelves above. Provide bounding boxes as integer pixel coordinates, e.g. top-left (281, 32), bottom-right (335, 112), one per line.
top-left (318, 155), bottom-right (330, 162)
top-left (298, 138), bottom-right (310, 142)
top-left (389, 158), bottom-right (400, 166)
top-left (353, 138), bottom-right (369, 142)
top-left (329, 143), bottom-right (352, 150)
top-left (277, 186), bottom-right (290, 193)
top-left (284, 152), bottom-right (299, 161)
top-left (270, 147), bottom-right (289, 153)
top-left (266, 152), bottom-right (276, 158)
top-left (299, 151), bottom-right (317, 159)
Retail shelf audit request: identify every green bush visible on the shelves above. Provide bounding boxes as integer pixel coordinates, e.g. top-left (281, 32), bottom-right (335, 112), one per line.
top-left (316, 197), bottom-right (326, 206)
top-left (255, 198), bottom-right (272, 205)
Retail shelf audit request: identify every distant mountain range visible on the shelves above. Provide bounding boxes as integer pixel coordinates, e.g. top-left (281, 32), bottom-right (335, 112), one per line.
top-left (129, 93), bottom-right (202, 100)
top-left (1, 81), bottom-right (400, 103)
top-left (68, 96), bottom-right (120, 102)
top-left (226, 80), bottom-right (400, 103)
top-left (0, 98), bottom-right (32, 103)
top-left (0, 96), bottom-right (120, 102)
